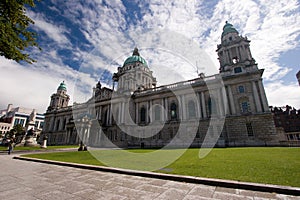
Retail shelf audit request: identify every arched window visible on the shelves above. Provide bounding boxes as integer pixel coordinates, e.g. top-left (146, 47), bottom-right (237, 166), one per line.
top-left (140, 107), bottom-right (146, 123)
top-left (239, 97), bottom-right (251, 113)
top-left (170, 102), bottom-right (177, 120)
top-left (188, 100), bottom-right (196, 118)
top-left (241, 101), bottom-right (250, 113)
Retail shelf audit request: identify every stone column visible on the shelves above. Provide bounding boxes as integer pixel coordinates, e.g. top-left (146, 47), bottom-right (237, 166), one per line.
top-left (220, 87), bottom-right (228, 115)
top-left (201, 92), bottom-right (207, 118)
top-left (118, 102), bottom-right (122, 124)
top-left (181, 95), bottom-right (187, 120)
top-left (161, 98), bottom-right (165, 122)
top-left (121, 102), bottom-right (125, 124)
top-left (99, 106), bottom-right (102, 120)
top-left (258, 80), bottom-right (269, 112)
top-left (135, 102), bottom-right (139, 124)
top-left (164, 98), bottom-right (168, 121)
top-left (146, 100), bottom-right (152, 123)
top-left (109, 104), bottom-right (112, 125)
top-left (217, 89), bottom-right (224, 116)
top-left (252, 81), bottom-right (262, 113)
top-left (197, 92), bottom-right (202, 119)
top-left (227, 86), bottom-right (236, 115)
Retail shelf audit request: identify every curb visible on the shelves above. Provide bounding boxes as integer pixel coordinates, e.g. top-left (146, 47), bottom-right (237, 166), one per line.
top-left (13, 155), bottom-right (300, 196)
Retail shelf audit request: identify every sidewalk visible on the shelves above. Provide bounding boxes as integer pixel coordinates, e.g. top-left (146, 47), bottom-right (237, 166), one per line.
top-left (1, 154), bottom-right (299, 200)
top-left (14, 154), bottom-right (300, 197)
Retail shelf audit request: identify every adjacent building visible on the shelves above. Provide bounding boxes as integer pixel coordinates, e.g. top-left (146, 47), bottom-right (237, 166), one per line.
top-left (42, 22), bottom-right (282, 147)
top-left (271, 105), bottom-right (300, 146)
top-left (0, 104), bottom-right (44, 136)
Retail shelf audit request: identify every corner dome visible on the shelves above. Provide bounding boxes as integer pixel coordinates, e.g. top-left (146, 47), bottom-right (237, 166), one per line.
top-left (58, 81), bottom-right (67, 91)
top-left (222, 21), bottom-right (238, 38)
top-left (123, 47), bottom-right (148, 67)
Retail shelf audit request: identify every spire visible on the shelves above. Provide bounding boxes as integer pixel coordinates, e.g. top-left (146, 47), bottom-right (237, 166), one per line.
top-left (96, 81), bottom-right (101, 89)
top-left (132, 47), bottom-right (140, 56)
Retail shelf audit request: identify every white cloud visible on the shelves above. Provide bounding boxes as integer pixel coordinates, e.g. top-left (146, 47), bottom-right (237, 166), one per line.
top-left (265, 81), bottom-right (300, 108)
top-left (28, 11), bottom-right (70, 45)
top-left (1, 0), bottom-right (300, 114)
top-left (0, 56), bottom-right (96, 113)
top-left (202, 0), bottom-right (300, 81)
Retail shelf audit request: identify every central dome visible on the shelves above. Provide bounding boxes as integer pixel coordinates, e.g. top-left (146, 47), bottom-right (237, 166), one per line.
top-left (123, 48), bottom-right (148, 67)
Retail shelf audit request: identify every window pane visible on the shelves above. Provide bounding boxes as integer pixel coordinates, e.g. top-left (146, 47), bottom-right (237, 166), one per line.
top-left (241, 102), bottom-right (250, 113)
top-left (141, 107), bottom-right (146, 122)
top-left (234, 67), bottom-right (242, 73)
top-left (171, 103), bottom-right (177, 119)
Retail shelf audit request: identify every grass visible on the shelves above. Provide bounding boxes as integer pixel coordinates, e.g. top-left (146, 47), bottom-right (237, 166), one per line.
top-left (0, 145), bottom-right (78, 151)
top-left (22, 147), bottom-right (300, 187)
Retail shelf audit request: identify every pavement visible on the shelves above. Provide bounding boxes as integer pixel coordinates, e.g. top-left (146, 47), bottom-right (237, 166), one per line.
top-left (0, 152), bottom-right (299, 200)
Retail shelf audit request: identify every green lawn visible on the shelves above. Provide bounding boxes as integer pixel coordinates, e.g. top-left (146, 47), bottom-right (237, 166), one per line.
top-left (0, 145), bottom-right (78, 151)
top-left (22, 147), bottom-right (300, 187)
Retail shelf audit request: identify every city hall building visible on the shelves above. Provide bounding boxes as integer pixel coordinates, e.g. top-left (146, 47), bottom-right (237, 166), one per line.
top-left (42, 22), bottom-right (283, 148)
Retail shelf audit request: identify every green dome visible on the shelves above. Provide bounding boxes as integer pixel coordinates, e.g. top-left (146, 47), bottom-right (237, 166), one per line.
top-left (58, 81), bottom-right (67, 91)
top-left (222, 21), bottom-right (238, 37)
top-left (123, 47), bottom-right (148, 67)
top-left (123, 55), bottom-right (147, 67)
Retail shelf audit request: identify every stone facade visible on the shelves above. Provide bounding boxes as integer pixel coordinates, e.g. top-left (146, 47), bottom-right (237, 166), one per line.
top-left (42, 22), bottom-right (280, 147)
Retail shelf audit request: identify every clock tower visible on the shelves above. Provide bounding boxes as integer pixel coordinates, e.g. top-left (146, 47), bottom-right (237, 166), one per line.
top-left (217, 21), bottom-right (258, 74)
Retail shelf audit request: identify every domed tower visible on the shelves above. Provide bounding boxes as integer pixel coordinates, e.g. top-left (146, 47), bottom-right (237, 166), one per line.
top-left (47, 81), bottom-right (70, 111)
top-left (217, 21), bottom-right (258, 74)
top-left (113, 48), bottom-right (157, 92)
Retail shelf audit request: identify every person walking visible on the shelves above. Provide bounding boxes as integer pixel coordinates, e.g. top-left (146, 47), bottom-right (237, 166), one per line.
top-left (8, 140), bottom-right (13, 155)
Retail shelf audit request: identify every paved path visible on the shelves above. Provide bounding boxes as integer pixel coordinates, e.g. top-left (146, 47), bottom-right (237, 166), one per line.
top-left (1, 154), bottom-right (299, 200)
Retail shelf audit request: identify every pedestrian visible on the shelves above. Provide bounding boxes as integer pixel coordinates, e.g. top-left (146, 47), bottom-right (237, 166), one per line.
top-left (8, 140), bottom-right (13, 155)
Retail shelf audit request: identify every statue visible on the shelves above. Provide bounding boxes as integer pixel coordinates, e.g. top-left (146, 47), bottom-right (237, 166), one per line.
top-left (28, 109), bottom-right (37, 124)
top-left (132, 47), bottom-right (140, 56)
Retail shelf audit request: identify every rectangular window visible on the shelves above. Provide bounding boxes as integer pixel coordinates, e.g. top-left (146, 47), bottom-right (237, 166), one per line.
top-left (234, 67), bottom-right (242, 73)
top-left (40, 122), bottom-right (44, 129)
top-left (246, 123), bottom-right (254, 136)
top-left (20, 119), bottom-right (25, 126)
top-left (35, 121), bottom-right (39, 128)
top-left (238, 85), bottom-right (245, 93)
top-left (14, 118), bottom-right (19, 126)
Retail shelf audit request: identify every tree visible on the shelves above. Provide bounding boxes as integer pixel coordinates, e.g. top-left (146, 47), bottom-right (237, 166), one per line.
top-left (11, 124), bottom-right (25, 136)
top-left (0, 0), bottom-right (40, 63)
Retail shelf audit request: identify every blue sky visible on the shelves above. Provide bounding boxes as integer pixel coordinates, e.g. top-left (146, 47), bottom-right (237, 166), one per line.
top-left (0, 0), bottom-right (299, 112)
